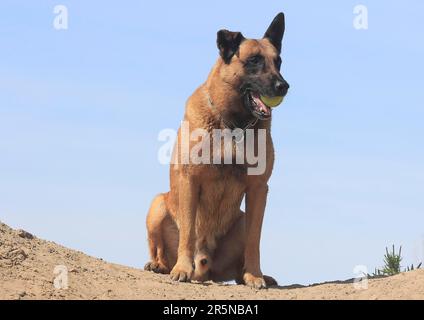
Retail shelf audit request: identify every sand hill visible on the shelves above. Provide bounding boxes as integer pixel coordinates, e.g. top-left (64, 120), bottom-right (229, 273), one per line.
top-left (0, 221), bottom-right (423, 300)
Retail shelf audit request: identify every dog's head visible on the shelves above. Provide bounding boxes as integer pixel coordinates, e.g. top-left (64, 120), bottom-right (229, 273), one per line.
top-left (216, 12), bottom-right (289, 120)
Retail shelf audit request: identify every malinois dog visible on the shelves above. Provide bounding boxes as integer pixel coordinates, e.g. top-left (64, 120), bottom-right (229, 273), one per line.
top-left (145, 12), bottom-right (289, 289)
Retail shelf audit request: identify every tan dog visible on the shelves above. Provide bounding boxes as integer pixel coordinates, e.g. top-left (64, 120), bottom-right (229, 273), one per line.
top-left (145, 13), bottom-right (289, 289)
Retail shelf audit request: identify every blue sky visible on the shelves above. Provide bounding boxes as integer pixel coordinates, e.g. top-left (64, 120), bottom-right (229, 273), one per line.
top-left (1, 0), bottom-right (423, 285)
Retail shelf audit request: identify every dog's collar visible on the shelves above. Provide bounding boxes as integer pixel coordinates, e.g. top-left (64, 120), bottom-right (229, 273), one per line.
top-left (206, 91), bottom-right (259, 132)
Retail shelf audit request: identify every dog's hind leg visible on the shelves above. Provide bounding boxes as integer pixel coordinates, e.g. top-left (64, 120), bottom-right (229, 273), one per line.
top-left (144, 193), bottom-right (171, 274)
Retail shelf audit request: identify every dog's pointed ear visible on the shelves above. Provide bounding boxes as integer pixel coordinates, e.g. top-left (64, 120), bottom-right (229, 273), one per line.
top-left (217, 30), bottom-right (245, 64)
top-left (263, 12), bottom-right (285, 53)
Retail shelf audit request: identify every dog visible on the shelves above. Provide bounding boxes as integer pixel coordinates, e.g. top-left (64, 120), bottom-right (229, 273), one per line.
top-left (145, 12), bottom-right (289, 289)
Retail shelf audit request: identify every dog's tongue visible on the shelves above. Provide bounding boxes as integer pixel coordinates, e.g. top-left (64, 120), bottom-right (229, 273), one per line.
top-left (252, 93), bottom-right (271, 116)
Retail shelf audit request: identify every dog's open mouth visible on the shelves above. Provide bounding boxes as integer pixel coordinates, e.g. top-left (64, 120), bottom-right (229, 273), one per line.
top-left (245, 91), bottom-right (272, 120)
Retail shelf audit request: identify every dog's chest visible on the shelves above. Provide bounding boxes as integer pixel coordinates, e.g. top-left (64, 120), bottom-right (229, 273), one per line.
top-left (196, 165), bottom-right (246, 236)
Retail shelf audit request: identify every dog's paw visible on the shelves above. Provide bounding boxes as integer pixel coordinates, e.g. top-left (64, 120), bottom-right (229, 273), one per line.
top-left (144, 261), bottom-right (169, 274)
top-left (170, 261), bottom-right (193, 282)
top-left (243, 272), bottom-right (267, 289)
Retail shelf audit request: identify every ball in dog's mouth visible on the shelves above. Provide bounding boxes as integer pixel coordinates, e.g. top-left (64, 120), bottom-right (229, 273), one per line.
top-left (245, 91), bottom-right (284, 120)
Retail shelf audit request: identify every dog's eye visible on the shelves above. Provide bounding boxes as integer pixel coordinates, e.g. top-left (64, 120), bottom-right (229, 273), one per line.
top-left (247, 55), bottom-right (263, 65)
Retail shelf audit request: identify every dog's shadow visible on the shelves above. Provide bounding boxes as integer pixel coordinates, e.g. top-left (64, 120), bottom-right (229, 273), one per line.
top-left (173, 277), bottom-right (371, 290)
top-left (269, 277), bottom-right (371, 290)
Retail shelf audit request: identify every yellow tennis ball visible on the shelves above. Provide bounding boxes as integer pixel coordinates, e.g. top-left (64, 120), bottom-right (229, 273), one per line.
top-left (260, 95), bottom-right (284, 108)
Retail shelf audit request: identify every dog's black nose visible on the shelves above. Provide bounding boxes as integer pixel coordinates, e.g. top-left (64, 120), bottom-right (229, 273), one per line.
top-left (275, 79), bottom-right (289, 95)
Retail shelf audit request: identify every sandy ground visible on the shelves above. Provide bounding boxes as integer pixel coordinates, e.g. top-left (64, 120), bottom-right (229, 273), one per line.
top-left (0, 221), bottom-right (423, 300)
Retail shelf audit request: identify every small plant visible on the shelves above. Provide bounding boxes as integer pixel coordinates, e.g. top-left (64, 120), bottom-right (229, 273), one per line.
top-left (381, 245), bottom-right (402, 275)
top-left (372, 245), bottom-right (422, 277)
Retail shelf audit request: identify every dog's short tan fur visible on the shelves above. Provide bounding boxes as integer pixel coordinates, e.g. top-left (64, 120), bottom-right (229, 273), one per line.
top-left (145, 196), bottom-right (278, 285)
top-left (145, 13), bottom-right (288, 289)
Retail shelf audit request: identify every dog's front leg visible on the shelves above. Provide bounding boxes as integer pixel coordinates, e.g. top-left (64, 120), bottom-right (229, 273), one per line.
top-left (170, 175), bottom-right (199, 282)
top-left (243, 183), bottom-right (268, 289)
